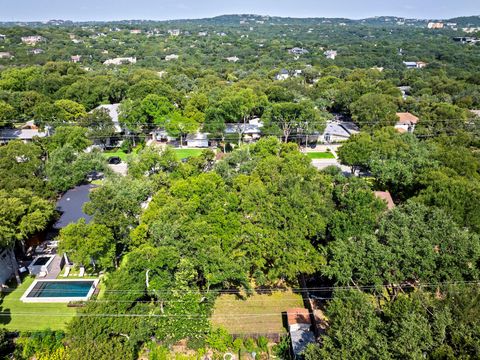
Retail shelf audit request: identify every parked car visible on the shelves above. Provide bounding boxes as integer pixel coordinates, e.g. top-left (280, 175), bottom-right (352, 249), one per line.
top-left (107, 156), bottom-right (121, 165)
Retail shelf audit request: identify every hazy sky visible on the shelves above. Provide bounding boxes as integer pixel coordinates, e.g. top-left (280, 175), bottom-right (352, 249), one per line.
top-left (0, 0), bottom-right (478, 22)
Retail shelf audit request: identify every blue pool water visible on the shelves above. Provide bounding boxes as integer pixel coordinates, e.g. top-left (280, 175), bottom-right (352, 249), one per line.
top-left (26, 281), bottom-right (95, 298)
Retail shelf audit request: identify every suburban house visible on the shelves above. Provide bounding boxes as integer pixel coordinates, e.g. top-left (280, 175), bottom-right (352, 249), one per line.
top-left (130, 29), bottom-right (142, 34)
top-left (150, 129), bottom-right (177, 143)
top-left (226, 56), bottom-right (240, 62)
top-left (403, 61), bottom-right (428, 69)
top-left (71, 55), bottom-right (82, 63)
top-left (428, 22), bottom-right (444, 29)
top-left (395, 112), bottom-right (419, 133)
top-left (165, 54), bottom-right (179, 61)
top-left (322, 120), bottom-right (360, 143)
top-left (453, 36), bottom-right (480, 44)
top-left (186, 132), bottom-right (209, 148)
top-left (103, 57), bottom-right (137, 65)
top-left (0, 52), bottom-right (12, 59)
top-left (21, 35), bottom-right (45, 45)
top-left (168, 29), bottom-right (181, 36)
top-left (374, 191), bottom-right (395, 210)
top-left (0, 34), bottom-right (6, 41)
top-left (324, 50), bottom-right (337, 59)
top-left (275, 69), bottom-right (290, 81)
top-left (93, 103), bottom-right (123, 134)
top-left (0, 128), bottom-right (48, 144)
top-left (30, 48), bottom-right (44, 55)
top-left (225, 118), bottom-right (264, 142)
top-left (289, 47), bottom-right (309, 55)
top-left (286, 308), bottom-right (316, 359)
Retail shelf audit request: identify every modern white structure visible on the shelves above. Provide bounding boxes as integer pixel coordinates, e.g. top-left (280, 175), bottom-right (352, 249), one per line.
top-left (103, 57), bottom-right (137, 66)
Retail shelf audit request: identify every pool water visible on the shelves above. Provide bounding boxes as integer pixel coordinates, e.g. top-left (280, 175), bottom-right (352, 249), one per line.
top-left (26, 280), bottom-right (95, 298)
top-left (31, 256), bottom-right (51, 266)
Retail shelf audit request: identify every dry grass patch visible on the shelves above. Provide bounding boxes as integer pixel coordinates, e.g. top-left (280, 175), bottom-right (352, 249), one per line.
top-left (211, 290), bottom-right (304, 334)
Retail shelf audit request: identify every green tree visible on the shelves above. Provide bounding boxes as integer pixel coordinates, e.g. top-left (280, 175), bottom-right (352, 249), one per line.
top-left (58, 219), bottom-right (115, 270)
top-left (0, 100), bottom-right (15, 127)
top-left (349, 93), bottom-right (398, 129)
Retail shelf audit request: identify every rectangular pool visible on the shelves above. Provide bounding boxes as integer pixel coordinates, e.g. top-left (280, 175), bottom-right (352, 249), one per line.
top-left (21, 279), bottom-right (99, 303)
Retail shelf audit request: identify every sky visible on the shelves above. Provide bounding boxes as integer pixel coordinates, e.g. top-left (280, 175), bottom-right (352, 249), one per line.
top-left (0, 0), bottom-right (478, 22)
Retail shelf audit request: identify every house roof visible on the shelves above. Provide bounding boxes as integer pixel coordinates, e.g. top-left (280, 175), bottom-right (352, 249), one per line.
top-left (0, 128), bottom-right (47, 140)
top-left (396, 112), bottom-right (419, 125)
top-left (471, 110), bottom-right (480, 117)
top-left (323, 121), bottom-right (359, 138)
top-left (94, 104), bottom-right (122, 133)
top-left (287, 308), bottom-right (311, 326)
top-left (287, 308), bottom-right (315, 358)
top-left (186, 132), bottom-right (208, 141)
top-left (374, 191), bottom-right (395, 210)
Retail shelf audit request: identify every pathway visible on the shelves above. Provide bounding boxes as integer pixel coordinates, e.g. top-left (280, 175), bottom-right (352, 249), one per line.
top-left (45, 254), bottom-right (62, 279)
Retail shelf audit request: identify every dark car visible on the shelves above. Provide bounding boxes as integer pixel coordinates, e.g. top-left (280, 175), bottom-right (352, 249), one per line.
top-left (107, 156), bottom-right (121, 165)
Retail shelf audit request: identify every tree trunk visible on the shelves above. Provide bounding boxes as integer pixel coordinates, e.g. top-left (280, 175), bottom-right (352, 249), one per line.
top-left (9, 248), bottom-right (21, 285)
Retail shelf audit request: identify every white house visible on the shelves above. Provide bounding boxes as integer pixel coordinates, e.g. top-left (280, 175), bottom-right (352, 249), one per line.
top-left (30, 48), bottom-right (44, 55)
top-left (0, 128), bottom-right (48, 144)
top-left (324, 50), bottom-right (337, 59)
top-left (165, 54), bottom-right (179, 61)
top-left (289, 47), bottom-right (309, 55)
top-left (322, 121), bottom-right (359, 143)
top-left (395, 112), bottom-right (419, 133)
top-left (0, 52), bottom-right (12, 59)
top-left (71, 55), bottom-right (82, 63)
top-left (104, 57), bottom-right (137, 65)
top-left (226, 56), bottom-right (240, 62)
top-left (186, 132), bottom-right (209, 148)
top-left (168, 29), bottom-right (180, 36)
top-left (403, 61), bottom-right (428, 69)
top-left (93, 104), bottom-right (122, 133)
top-left (275, 69), bottom-right (290, 81)
top-left (21, 35), bottom-right (45, 45)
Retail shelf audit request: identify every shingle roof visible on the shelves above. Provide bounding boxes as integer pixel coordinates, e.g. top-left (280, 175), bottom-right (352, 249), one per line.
top-left (0, 128), bottom-right (47, 140)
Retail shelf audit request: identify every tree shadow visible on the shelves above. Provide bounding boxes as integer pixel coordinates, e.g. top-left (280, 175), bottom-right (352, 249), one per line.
top-left (0, 304), bottom-right (11, 325)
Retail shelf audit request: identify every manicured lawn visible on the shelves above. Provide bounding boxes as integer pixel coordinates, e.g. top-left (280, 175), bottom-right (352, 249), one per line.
top-left (0, 277), bottom-right (77, 331)
top-left (173, 148), bottom-right (204, 160)
top-left (211, 291), bottom-right (304, 334)
top-left (103, 146), bottom-right (142, 162)
top-left (306, 152), bottom-right (336, 159)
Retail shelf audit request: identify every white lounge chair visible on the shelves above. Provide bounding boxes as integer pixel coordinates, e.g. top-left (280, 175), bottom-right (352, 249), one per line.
top-left (78, 267), bottom-right (85, 277)
top-left (62, 266), bottom-right (71, 277)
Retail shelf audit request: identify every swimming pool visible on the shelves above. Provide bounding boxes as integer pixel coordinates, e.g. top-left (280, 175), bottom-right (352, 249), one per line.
top-left (21, 279), bottom-right (99, 303)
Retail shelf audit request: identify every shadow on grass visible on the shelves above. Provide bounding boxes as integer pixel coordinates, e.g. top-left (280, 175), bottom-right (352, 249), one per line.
top-left (0, 304), bottom-right (12, 325)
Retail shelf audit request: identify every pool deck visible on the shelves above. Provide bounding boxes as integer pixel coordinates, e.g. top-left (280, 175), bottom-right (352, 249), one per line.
top-left (45, 254), bottom-right (63, 279)
top-left (20, 278), bottom-right (99, 303)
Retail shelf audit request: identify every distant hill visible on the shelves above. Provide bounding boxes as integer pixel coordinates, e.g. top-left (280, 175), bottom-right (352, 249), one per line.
top-left (0, 14), bottom-right (479, 28)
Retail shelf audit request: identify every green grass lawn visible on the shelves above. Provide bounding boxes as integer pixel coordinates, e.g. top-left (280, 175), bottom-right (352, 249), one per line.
top-left (102, 147), bottom-right (204, 161)
top-left (211, 291), bottom-right (304, 334)
top-left (173, 148), bottom-right (204, 160)
top-left (0, 277), bottom-right (77, 332)
top-left (306, 151), bottom-right (336, 159)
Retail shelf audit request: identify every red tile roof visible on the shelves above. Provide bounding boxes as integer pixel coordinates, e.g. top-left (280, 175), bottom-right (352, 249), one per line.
top-left (374, 191), bottom-right (395, 210)
top-left (396, 112), bottom-right (419, 125)
top-left (287, 308), bottom-right (311, 326)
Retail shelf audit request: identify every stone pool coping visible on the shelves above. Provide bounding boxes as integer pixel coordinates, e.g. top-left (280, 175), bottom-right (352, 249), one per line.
top-left (20, 278), bottom-right (100, 303)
